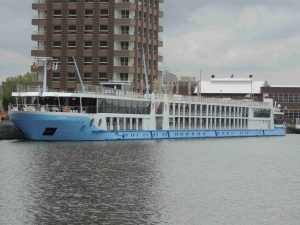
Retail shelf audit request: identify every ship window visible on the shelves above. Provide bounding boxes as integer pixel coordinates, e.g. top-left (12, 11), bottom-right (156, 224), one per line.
top-left (98, 119), bottom-right (102, 127)
top-left (90, 118), bottom-right (94, 127)
top-left (119, 118), bottom-right (124, 130)
top-left (43, 128), bottom-right (57, 136)
top-left (253, 109), bottom-right (271, 118)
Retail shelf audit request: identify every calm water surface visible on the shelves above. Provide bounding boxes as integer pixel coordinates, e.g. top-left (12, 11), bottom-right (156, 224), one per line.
top-left (0, 135), bottom-right (299, 225)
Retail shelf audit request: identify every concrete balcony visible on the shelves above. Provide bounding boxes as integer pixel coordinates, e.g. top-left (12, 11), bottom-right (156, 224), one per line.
top-left (158, 40), bottom-right (163, 47)
top-left (31, 48), bottom-right (46, 57)
top-left (158, 55), bottom-right (163, 62)
top-left (159, 11), bottom-right (164, 18)
top-left (114, 18), bottom-right (136, 26)
top-left (114, 50), bottom-right (136, 57)
top-left (32, 16), bottom-right (47, 26)
top-left (114, 66), bottom-right (136, 73)
top-left (114, 34), bottom-right (136, 42)
top-left (115, 2), bottom-right (136, 10)
top-left (31, 31), bottom-right (47, 41)
top-left (32, 1), bottom-right (47, 10)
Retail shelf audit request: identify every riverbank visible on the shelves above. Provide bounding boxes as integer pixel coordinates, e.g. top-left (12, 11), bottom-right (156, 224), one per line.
top-left (0, 120), bottom-right (24, 140)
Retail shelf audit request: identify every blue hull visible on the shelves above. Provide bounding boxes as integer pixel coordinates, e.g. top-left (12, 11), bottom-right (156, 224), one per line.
top-left (9, 112), bottom-right (286, 141)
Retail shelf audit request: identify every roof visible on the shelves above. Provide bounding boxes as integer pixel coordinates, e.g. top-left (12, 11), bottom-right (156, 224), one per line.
top-left (270, 85), bottom-right (300, 88)
top-left (194, 78), bottom-right (269, 94)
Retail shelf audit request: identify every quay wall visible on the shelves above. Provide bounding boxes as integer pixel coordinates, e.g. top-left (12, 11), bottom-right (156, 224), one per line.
top-left (0, 120), bottom-right (24, 140)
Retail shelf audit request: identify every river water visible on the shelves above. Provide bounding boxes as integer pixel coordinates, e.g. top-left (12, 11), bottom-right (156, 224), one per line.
top-left (0, 135), bottom-right (299, 225)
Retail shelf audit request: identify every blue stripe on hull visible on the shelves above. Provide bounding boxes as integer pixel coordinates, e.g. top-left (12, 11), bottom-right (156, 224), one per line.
top-left (9, 112), bottom-right (286, 141)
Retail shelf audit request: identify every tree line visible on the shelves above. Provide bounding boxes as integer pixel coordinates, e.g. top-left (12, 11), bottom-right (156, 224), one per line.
top-left (0, 72), bottom-right (35, 111)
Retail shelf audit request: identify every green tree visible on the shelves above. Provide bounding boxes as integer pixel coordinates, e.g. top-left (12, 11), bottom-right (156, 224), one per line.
top-left (0, 72), bottom-right (35, 110)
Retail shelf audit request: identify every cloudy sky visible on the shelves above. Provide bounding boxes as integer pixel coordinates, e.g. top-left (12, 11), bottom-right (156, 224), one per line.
top-left (0, 0), bottom-right (300, 84)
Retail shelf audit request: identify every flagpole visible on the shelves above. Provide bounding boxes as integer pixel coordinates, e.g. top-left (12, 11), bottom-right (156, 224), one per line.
top-left (43, 58), bottom-right (47, 93)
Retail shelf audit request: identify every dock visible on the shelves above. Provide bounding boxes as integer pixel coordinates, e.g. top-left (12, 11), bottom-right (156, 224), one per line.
top-left (0, 120), bottom-right (25, 140)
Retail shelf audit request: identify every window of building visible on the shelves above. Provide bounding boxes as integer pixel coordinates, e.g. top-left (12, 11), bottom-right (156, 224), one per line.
top-left (153, 60), bottom-right (157, 69)
top-left (67, 57), bottom-right (74, 65)
top-left (84, 25), bottom-right (93, 34)
top-left (155, 0), bottom-right (159, 9)
top-left (99, 73), bottom-right (108, 82)
top-left (53, 10), bottom-right (62, 18)
top-left (52, 72), bottom-right (61, 81)
top-left (84, 57), bottom-right (93, 65)
top-left (121, 42), bottom-right (129, 50)
top-left (99, 0), bottom-right (109, 2)
top-left (99, 57), bottom-right (108, 65)
top-left (67, 72), bottom-right (76, 81)
top-left (121, 10), bottom-right (129, 19)
top-left (120, 57), bottom-right (128, 66)
top-left (53, 41), bottom-right (61, 48)
top-left (85, 9), bottom-right (93, 18)
top-left (68, 25), bottom-right (77, 34)
top-left (99, 25), bottom-right (108, 34)
top-left (149, 14), bottom-right (153, 22)
top-left (68, 9), bottom-right (77, 18)
top-left (100, 9), bottom-right (109, 18)
top-left (53, 25), bottom-right (61, 34)
top-left (120, 73), bottom-right (128, 81)
top-left (68, 41), bottom-right (76, 49)
top-left (99, 41), bottom-right (108, 49)
top-left (84, 41), bottom-right (93, 49)
top-left (121, 26), bottom-right (129, 34)
top-left (84, 73), bottom-right (92, 81)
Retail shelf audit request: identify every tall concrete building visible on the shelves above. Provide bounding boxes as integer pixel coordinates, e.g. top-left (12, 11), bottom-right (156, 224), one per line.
top-left (32, 0), bottom-right (163, 92)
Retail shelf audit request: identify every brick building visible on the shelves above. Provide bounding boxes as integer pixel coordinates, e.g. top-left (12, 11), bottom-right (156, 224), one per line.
top-left (32, 0), bottom-right (163, 92)
top-left (261, 86), bottom-right (300, 123)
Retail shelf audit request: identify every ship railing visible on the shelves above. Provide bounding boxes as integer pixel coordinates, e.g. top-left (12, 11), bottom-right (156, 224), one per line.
top-left (166, 94), bottom-right (269, 107)
top-left (15, 84), bottom-right (269, 108)
top-left (16, 84), bottom-right (43, 93)
top-left (76, 84), bottom-right (146, 99)
top-left (9, 104), bottom-right (97, 114)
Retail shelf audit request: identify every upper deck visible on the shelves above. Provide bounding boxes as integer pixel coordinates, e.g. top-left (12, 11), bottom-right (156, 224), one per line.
top-left (12, 84), bottom-right (271, 109)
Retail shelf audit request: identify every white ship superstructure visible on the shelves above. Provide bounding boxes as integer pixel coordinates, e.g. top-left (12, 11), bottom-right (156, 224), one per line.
top-left (8, 84), bottom-right (285, 141)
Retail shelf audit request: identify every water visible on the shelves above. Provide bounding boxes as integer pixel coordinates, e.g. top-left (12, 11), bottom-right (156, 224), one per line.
top-left (0, 135), bottom-right (299, 225)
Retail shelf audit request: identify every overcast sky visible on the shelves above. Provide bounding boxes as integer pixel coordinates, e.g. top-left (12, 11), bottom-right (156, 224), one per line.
top-left (0, 0), bottom-right (300, 84)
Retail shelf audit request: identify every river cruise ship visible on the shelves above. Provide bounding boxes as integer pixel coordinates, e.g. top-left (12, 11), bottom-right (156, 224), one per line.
top-left (8, 55), bottom-right (285, 141)
top-left (8, 83), bottom-right (286, 141)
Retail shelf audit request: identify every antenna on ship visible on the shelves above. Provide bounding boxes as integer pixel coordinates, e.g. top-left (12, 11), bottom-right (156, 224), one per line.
top-left (141, 47), bottom-right (150, 98)
top-left (72, 56), bottom-right (85, 92)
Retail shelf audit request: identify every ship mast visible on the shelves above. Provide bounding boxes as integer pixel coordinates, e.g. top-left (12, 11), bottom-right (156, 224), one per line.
top-left (35, 57), bottom-right (58, 93)
top-left (72, 56), bottom-right (85, 92)
top-left (141, 47), bottom-right (150, 98)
